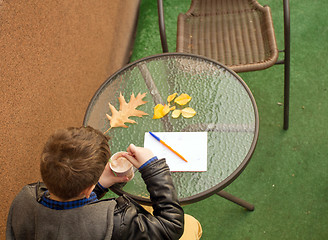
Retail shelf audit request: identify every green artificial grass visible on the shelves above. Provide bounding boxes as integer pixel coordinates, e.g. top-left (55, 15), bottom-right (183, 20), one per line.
top-left (110, 0), bottom-right (328, 239)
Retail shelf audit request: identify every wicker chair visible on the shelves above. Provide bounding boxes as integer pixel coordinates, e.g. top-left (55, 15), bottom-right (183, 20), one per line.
top-left (157, 0), bottom-right (290, 130)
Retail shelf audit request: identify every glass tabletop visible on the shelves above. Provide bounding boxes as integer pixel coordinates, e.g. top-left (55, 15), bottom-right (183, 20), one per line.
top-left (84, 53), bottom-right (259, 205)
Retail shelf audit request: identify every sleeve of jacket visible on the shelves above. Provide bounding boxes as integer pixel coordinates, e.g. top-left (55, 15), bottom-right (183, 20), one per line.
top-left (93, 183), bottom-right (109, 200)
top-left (111, 158), bottom-right (184, 240)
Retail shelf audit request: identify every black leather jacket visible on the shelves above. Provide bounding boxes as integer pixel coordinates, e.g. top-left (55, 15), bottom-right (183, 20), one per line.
top-left (96, 158), bottom-right (184, 239)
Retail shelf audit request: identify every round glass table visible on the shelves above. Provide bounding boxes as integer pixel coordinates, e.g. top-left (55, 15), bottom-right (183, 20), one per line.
top-left (84, 53), bottom-right (259, 208)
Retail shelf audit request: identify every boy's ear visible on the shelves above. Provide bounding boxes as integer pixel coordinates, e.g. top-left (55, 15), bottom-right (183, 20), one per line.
top-left (82, 185), bottom-right (95, 198)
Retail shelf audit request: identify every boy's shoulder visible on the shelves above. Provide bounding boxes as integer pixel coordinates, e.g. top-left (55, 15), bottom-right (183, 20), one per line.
top-left (11, 182), bottom-right (44, 205)
top-left (8, 183), bottom-right (117, 240)
top-left (11, 182), bottom-right (117, 211)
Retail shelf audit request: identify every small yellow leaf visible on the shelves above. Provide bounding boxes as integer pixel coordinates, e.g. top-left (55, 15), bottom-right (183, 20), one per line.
top-left (174, 93), bottom-right (192, 105)
top-left (153, 104), bottom-right (170, 119)
top-left (162, 104), bottom-right (170, 116)
top-left (171, 109), bottom-right (181, 118)
top-left (181, 107), bottom-right (196, 118)
top-left (153, 104), bottom-right (165, 119)
top-left (167, 93), bottom-right (177, 103)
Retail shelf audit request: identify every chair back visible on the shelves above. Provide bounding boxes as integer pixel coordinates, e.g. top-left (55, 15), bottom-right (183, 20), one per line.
top-left (177, 0), bottom-right (279, 72)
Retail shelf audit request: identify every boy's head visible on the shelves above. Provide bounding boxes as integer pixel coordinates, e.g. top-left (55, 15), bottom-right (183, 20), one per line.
top-left (40, 126), bottom-right (110, 200)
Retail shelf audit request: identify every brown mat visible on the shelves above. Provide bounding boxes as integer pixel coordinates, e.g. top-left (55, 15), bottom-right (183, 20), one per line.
top-left (0, 0), bottom-right (139, 237)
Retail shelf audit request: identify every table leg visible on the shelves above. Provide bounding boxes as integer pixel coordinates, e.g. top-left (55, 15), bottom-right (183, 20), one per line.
top-left (138, 63), bottom-right (173, 132)
top-left (216, 190), bottom-right (254, 211)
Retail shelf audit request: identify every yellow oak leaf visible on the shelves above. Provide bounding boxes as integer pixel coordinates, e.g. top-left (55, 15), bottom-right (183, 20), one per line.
top-left (105, 92), bottom-right (148, 133)
top-left (174, 93), bottom-right (192, 105)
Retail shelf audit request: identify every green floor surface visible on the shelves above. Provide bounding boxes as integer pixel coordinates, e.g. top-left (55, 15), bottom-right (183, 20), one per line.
top-left (108, 0), bottom-right (328, 239)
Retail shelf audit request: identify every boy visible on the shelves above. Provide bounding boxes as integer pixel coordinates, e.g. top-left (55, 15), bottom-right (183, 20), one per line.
top-left (6, 126), bottom-right (185, 239)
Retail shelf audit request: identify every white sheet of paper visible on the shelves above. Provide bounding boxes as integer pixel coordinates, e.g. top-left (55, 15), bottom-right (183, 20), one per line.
top-left (144, 132), bottom-right (207, 172)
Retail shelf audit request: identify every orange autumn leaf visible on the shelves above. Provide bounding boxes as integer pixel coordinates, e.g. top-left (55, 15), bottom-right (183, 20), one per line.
top-left (105, 92), bottom-right (148, 132)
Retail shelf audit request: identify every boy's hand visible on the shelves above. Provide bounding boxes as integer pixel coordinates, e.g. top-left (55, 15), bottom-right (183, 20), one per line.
top-left (124, 144), bottom-right (155, 168)
top-left (98, 162), bottom-right (129, 188)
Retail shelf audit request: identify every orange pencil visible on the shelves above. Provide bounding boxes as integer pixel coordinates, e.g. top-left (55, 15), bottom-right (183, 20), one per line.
top-left (149, 132), bottom-right (188, 162)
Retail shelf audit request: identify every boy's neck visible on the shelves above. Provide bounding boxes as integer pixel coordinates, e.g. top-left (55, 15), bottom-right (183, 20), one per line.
top-left (47, 185), bottom-right (95, 202)
top-left (49, 192), bottom-right (85, 202)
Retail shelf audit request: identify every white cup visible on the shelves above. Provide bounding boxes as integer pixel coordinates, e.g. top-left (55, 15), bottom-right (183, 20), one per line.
top-left (109, 151), bottom-right (134, 180)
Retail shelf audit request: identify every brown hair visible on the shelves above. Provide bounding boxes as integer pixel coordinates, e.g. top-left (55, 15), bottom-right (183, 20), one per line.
top-left (40, 126), bottom-right (110, 200)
